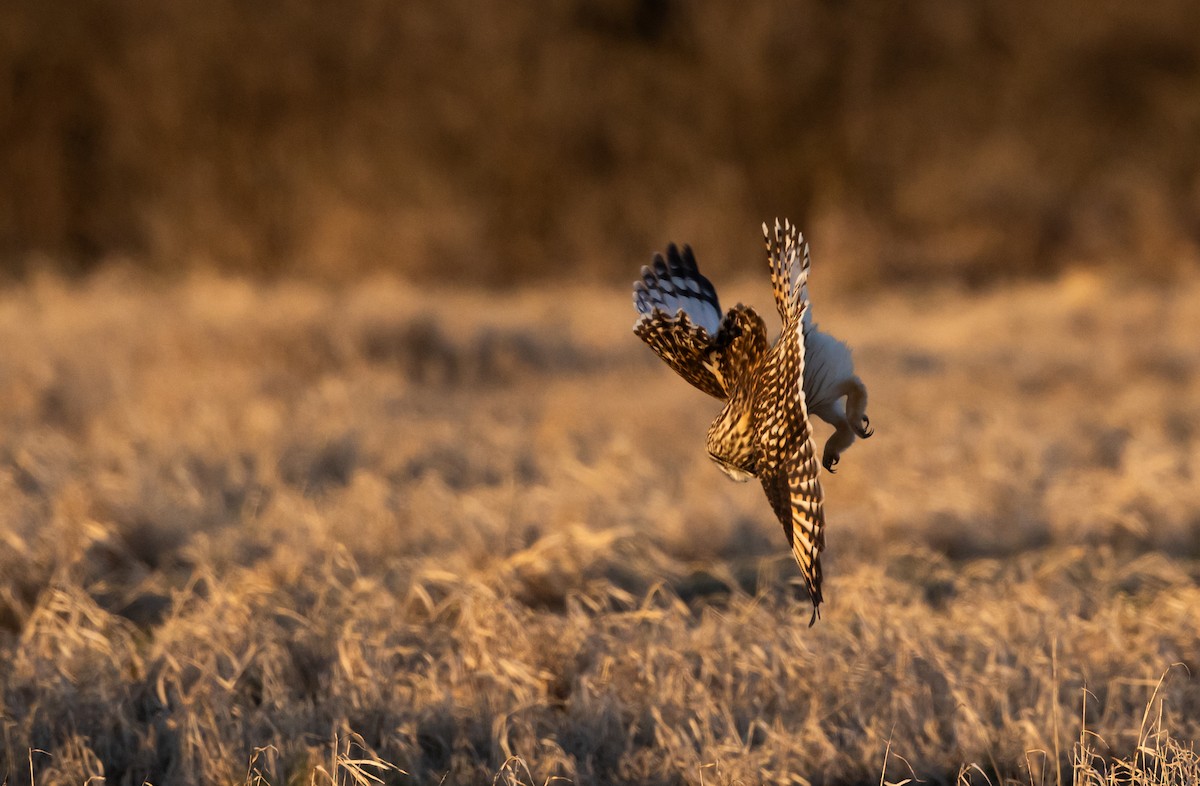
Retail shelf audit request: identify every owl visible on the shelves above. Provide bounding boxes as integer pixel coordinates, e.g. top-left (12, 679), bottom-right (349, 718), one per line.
top-left (632, 220), bottom-right (871, 622)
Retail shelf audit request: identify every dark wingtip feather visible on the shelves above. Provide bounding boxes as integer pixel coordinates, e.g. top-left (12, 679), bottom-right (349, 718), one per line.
top-left (664, 243), bottom-right (685, 273)
top-left (679, 244), bottom-right (698, 272)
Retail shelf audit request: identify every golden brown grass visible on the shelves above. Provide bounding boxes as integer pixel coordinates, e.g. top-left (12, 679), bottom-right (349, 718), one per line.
top-left (1, 267), bottom-right (1199, 784)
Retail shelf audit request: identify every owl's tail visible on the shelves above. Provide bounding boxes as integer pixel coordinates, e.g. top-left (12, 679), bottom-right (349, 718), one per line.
top-left (762, 219), bottom-right (811, 328)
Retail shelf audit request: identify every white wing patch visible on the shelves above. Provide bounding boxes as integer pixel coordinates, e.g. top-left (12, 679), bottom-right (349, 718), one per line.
top-left (633, 243), bottom-right (723, 337)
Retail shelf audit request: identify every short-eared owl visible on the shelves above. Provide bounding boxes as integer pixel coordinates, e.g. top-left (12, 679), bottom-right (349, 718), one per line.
top-left (632, 220), bottom-right (872, 622)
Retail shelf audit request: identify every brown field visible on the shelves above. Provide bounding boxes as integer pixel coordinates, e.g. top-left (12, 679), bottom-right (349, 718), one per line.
top-left (3, 1), bottom-right (1200, 286)
top-left (1, 265), bottom-right (1199, 785)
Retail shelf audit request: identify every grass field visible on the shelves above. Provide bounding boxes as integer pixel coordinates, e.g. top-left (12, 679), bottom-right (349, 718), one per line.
top-left (2, 267), bottom-right (1200, 785)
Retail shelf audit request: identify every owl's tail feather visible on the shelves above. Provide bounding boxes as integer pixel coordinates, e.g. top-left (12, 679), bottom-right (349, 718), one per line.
top-left (762, 219), bottom-right (811, 327)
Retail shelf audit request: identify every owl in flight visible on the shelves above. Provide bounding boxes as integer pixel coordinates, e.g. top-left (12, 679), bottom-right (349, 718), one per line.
top-left (632, 220), bottom-right (872, 623)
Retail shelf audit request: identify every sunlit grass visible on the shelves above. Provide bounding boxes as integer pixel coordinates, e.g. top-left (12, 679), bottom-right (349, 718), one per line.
top-left (1, 269), bottom-right (1198, 784)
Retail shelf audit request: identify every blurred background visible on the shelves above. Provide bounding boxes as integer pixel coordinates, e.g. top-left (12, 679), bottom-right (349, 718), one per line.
top-left (4, 5), bottom-right (1200, 782)
top-left (2, 0), bottom-right (1200, 287)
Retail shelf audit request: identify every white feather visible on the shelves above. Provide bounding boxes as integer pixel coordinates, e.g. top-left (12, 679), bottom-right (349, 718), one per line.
top-left (802, 323), bottom-right (856, 422)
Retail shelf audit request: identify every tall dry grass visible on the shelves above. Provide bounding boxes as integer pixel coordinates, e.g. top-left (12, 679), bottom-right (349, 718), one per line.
top-left (2, 1), bottom-right (1200, 284)
top-left (0, 265), bottom-right (1198, 784)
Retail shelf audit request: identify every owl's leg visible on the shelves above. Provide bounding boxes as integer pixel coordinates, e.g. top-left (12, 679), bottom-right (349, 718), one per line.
top-left (822, 377), bottom-right (872, 472)
top-left (843, 375), bottom-right (872, 438)
top-left (822, 421), bottom-right (857, 472)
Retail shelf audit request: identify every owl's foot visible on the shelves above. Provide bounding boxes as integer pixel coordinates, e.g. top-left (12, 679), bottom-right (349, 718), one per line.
top-left (823, 452), bottom-right (839, 473)
top-left (822, 419), bottom-right (859, 473)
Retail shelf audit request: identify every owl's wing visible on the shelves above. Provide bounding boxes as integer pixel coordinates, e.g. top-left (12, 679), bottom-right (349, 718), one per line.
top-left (633, 243), bottom-right (750, 399)
top-left (758, 220), bottom-right (827, 623)
top-left (760, 438), bottom-right (826, 623)
top-left (763, 218), bottom-right (811, 328)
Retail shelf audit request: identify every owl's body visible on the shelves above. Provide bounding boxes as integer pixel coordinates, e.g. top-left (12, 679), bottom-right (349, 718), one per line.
top-left (802, 316), bottom-right (871, 473)
top-left (632, 220), bottom-right (871, 621)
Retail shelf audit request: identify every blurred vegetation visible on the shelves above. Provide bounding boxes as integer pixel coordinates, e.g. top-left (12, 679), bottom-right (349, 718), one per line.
top-left (2, 0), bottom-right (1200, 285)
top-left (2, 270), bottom-right (1200, 783)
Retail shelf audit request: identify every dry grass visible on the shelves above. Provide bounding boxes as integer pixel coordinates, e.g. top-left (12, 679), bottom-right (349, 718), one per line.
top-left (1, 266), bottom-right (1200, 784)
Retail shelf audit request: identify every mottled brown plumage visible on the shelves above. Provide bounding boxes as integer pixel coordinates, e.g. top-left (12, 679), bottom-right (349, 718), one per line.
top-left (633, 220), bottom-right (865, 622)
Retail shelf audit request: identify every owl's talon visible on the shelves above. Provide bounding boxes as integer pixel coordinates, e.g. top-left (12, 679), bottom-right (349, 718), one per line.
top-left (823, 454), bottom-right (839, 473)
top-left (856, 415), bottom-right (874, 439)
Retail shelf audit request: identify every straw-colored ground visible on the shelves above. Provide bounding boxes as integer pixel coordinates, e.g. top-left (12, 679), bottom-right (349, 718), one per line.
top-left (1, 268), bottom-right (1199, 785)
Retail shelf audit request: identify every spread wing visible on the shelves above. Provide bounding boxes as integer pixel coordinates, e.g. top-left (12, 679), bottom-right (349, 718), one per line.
top-left (758, 220), bottom-right (826, 622)
top-left (760, 432), bottom-right (825, 623)
top-left (633, 243), bottom-right (759, 399)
